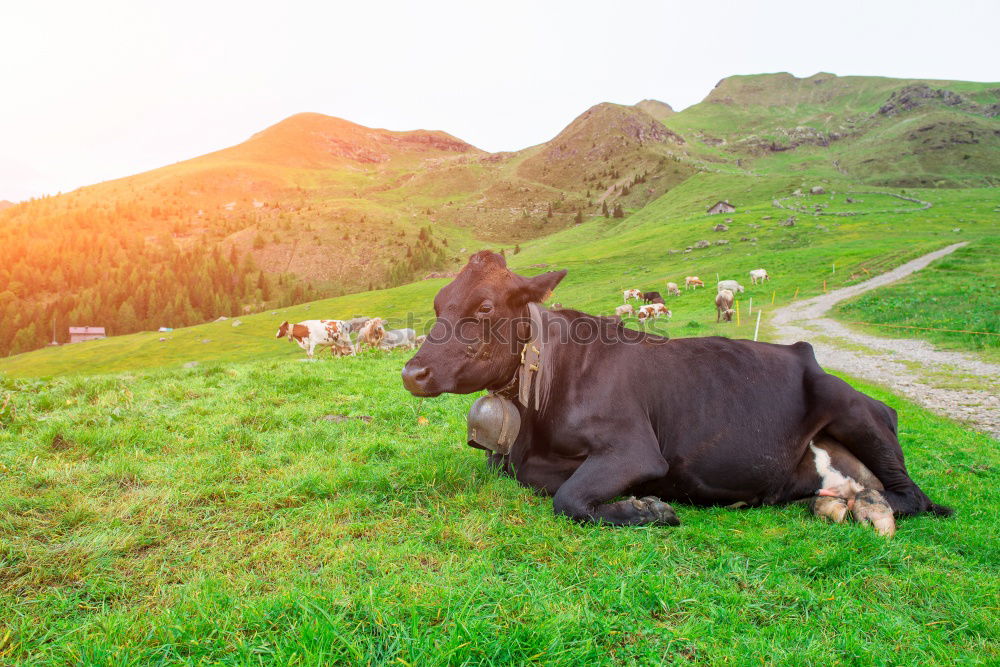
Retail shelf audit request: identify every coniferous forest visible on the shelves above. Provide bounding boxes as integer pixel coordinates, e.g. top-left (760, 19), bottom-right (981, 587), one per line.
top-left (0, 198), bottom-right (282, 356)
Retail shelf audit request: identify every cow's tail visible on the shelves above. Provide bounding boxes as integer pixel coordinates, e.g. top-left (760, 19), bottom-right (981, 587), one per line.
top-left (928, 503), bottom-right (955, 517)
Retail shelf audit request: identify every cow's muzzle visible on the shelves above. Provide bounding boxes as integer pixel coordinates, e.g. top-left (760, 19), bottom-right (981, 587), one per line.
top-left (401, 361), bottom-right (440, 397)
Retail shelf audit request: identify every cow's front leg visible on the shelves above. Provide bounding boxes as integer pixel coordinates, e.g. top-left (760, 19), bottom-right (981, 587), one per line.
top-left (552, 448), bottom-right (678, 526)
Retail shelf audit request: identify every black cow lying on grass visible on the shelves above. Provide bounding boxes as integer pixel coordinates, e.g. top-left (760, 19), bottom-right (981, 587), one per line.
top-left (402, 251), bottom-right (951, 536)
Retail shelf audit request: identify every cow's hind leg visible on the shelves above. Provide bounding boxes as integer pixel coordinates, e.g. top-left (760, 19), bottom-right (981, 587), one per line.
top-left (815, 375), bottom-right (951, 518)
top-left (800, 437), bottom-right (896, 537)
top-left (552, 442), bottom-right (678, 527)
top-left (810, 495), bottom-right (850, 524)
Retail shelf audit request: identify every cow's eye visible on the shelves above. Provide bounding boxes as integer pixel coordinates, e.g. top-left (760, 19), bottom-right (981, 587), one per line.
top-left (477, 301), bottom-right (494, 316)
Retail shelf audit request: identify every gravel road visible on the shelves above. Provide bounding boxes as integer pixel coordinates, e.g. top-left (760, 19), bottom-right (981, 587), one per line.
top-left (770, 242), bottom-right (1000, 438)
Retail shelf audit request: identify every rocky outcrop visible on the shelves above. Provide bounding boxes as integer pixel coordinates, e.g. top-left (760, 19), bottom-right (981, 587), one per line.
top-left (878, 84), bottom-right (1000, 118)
top-left (733, 125), bottom-right (844, 155)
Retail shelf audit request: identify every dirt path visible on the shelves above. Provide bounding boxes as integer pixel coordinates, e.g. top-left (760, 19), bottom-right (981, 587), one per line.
top-left (771, 242), bottom-right (1000, 438)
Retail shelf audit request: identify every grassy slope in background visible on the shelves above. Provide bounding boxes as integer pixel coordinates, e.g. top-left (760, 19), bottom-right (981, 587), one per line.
top-left (836, 240), bottom-right (1000, 361)
top-left (1, 176), bottom-right (996, 378)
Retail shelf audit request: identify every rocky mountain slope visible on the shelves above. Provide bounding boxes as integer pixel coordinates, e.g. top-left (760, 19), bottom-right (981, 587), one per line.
top-left (665, 72), bottom-right (1000, 186)
top-left (2, 72), bottom-right (998, 356)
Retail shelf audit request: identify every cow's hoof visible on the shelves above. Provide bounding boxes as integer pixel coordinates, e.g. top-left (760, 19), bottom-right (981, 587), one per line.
top-left (631, 496), bottom-right (680, 526)
top-left (852, 489), bottom-right (896, 538)
top-left (810, 495), bottom-right (850, 524)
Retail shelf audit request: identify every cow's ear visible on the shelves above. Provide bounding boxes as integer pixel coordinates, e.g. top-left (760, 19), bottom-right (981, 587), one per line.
top-left (516, 269), bottom-right (567, 305)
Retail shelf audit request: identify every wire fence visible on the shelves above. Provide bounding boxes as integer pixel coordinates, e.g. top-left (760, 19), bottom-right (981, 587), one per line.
top-left (839, 321), bottom-right (999, 337)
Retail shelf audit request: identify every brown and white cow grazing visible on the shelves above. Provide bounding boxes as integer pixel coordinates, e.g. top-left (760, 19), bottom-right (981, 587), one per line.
top-left (637, 303), bottom-right (671, 322)
top-left (401, 251), bottom-right (950, 536)
top-left (623, 289), bottom-right (642, 303)
top-left (684, 276), bottom-right (704, 290)
top-left (276, 320), bottom-right (353, 357)
top-left (614, 304), bottom-right (635, 318)
top-left (354, 317), bottom-right (386, 353)
top-left (715, 289), bottom-right (735, 322)
top-left (666, 282), bottom-right (681, 297)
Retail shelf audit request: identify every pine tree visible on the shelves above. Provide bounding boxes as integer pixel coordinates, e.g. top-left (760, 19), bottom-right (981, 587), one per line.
top-left (118, 301), bottom-right (139, 333)
top-left (9, 323), bottom-right (37, 356)
top-left (601, 201), bottom-right (609, 218)
top-left (613, 203), bottom-right (625, 219)
top-left (574, 210), bottom-right (583, 224)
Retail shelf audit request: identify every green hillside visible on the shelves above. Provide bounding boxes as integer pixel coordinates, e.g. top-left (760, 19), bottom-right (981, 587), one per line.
top-left (666, 72), bottom-right (1000, 186)
top-left (0, 102), bottom-right (696, 357)
top-left (836, 240), bottom-right (1000, 359)
top-left (3, 174), bottom-right (996, 379)
top-left (4, 72), bottom-right (1000, 360)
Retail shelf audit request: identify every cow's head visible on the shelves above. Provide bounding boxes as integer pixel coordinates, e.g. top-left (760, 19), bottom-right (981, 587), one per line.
top-left (276, 321), bottom-right (290, 339)
top-left (402, 251), bottom-right (565, 397)
top-left (362, 318), bottom-right (386, 346)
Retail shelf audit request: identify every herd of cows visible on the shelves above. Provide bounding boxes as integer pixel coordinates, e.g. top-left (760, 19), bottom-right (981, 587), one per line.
top-left (617, 267), bottom-right (770, 324)
top-left (276, 267), bottom-right (772, 359)
top-left (276, 317), bottom-right (423, 358)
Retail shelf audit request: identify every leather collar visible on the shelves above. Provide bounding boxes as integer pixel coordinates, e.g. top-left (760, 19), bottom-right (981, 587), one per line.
top-left (489, 302), bottom-right (544, 408)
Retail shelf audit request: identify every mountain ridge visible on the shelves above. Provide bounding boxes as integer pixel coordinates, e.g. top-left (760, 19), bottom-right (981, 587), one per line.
top-left (2, 70), bottom-right (998, 357)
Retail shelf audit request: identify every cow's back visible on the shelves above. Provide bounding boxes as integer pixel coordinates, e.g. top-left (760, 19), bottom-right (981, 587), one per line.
top-left (643, 337), bottom-right (822, 500)
top-left (538, 330), bottom-right (824, 503)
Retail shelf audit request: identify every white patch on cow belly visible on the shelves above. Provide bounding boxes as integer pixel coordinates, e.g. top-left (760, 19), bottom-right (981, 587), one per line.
top-left (809, 441), bottom-right (863, 497)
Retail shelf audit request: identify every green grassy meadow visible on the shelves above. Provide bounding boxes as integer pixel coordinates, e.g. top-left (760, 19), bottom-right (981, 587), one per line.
top-left (1, 174), bottom-right (999, 664)
top-left (2, 179), bottom-right (997, 379)
top-left (1, 354), bottom-right (997, 665)
top-left (836, 239), bottom-right (1000, 361)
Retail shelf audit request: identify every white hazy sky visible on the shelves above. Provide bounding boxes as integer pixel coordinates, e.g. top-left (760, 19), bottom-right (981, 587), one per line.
top-left (2, 0), bottom-right (998, 202)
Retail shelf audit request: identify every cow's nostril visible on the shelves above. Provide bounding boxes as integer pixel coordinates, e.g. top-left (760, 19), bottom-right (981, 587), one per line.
top-left (401, 363), bottom-right (433, 394)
